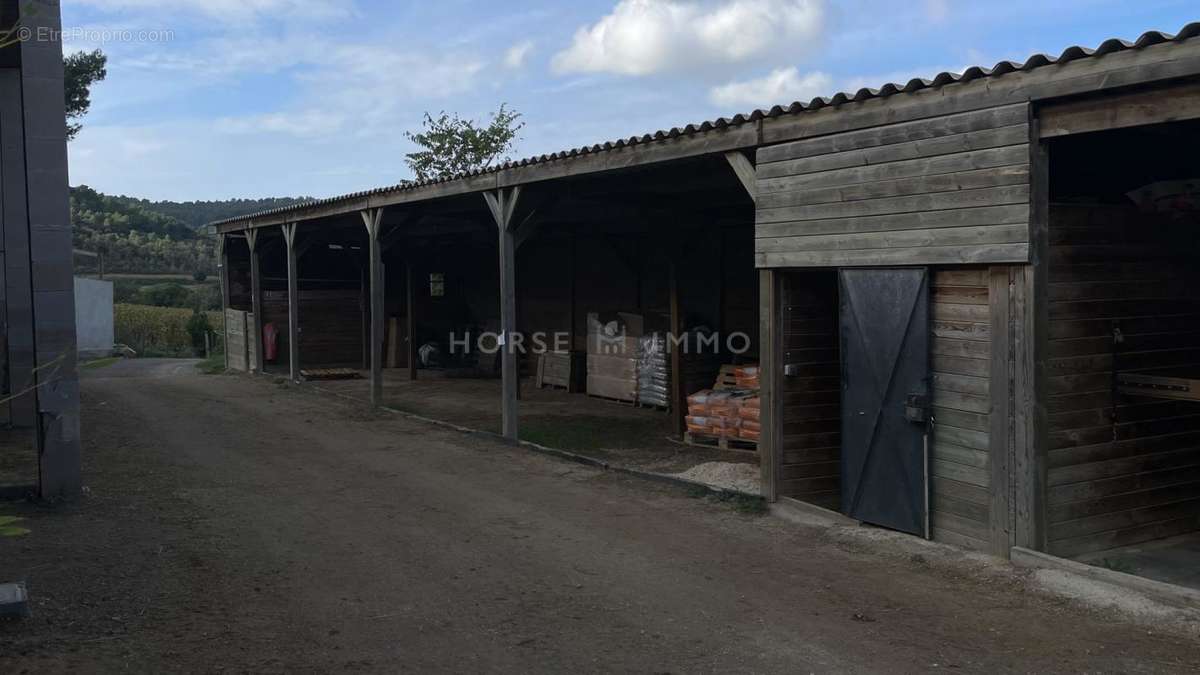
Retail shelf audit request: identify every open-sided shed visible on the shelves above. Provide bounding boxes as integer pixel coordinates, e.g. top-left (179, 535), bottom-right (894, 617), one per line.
top-left (213, 24), bottom-right (1200, 584)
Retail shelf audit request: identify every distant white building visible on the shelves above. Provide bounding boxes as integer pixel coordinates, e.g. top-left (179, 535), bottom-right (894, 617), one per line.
top-left (74, 277), bottom-right (114, 359)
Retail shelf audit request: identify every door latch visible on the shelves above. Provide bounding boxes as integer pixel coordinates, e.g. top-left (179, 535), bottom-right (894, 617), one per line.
top-left (904, 393), bottom-right (929, 423)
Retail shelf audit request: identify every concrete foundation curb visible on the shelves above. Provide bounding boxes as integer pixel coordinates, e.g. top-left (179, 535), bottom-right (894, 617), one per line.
top-left (1011, 546), bottom-right (1200, 611)
top-left (770, 496), bottom-right (860, 528)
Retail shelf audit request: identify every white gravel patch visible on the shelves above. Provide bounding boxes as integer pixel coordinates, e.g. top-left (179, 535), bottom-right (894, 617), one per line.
top-left (673, 462), bottom-right (761, 495)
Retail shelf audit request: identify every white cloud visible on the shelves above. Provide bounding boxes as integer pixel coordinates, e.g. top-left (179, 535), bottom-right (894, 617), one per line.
top-left (214, 45), bottom-right (485, 138)
top-left (551, 0), bottom-right (824, 76)
top-left (709, 67), bottom-right (831, 109)
top-left (216, 110), bottom-right (347, 136)
top-left (504, 40), bottom-right (534, 69)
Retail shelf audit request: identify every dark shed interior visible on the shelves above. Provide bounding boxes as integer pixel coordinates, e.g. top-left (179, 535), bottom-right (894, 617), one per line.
top-left (1045, 118), bottom-right (1200, 584)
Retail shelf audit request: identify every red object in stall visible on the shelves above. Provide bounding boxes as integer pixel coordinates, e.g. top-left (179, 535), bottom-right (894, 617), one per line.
top-left (263, 322), bottom-right (279, 362)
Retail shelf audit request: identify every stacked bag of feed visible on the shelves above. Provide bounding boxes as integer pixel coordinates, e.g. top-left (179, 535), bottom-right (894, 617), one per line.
top-left (685, 389), bottom-right (760, 441)
top-left (738, 396), bottom-right (761, 441)
top-left (734, 365), bottom-right (760, 389)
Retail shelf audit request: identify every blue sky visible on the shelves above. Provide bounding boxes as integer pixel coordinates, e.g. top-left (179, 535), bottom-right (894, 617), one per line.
top-left (62, 0), bottom-right (1197, 201)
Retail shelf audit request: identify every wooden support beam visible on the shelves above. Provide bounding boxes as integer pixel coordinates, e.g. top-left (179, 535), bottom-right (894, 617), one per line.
top-left (283, 223), bottom-right (301, 382)
top-left (1014, 121), bottom-right (1050, 551)
top-left (406, 261), bottom-right (418, 381)
top-left (724, 151), bottom-right (757, 203)
top-left (669, 259), bottom-right (685, 440)
top-left (513, 208), bottom-right (542, 250)
top-left (759, 269), bottom-right (781, 502)
top-left (1038, 80), bottom-right (1200, 138)
top-left (217, 234), bottom-right (230, 371)
top-left (361, 208), bottom-right (386, 407)
top-left (246, 228), bottom-right (264, 373)
top-left (483, 187), bottom-right (522, 440)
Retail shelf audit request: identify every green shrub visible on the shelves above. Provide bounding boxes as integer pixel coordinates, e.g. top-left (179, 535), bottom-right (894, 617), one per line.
top-left (138, 282), bottom-right (195, 308)
top-left (192, 270), bottom-right (208, 282)
top-left (186, 311), bottom-right (212, 355)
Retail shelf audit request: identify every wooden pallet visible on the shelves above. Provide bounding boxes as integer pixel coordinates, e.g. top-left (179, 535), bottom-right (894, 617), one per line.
top-left (586, 393), bottom-right (637, 406)
top-left (635, 400), bottom-right (669, 411)
top-left (301, 368), bottom-right (362, 381)
top-left (684, 431), bottom-right (759, 453)
top-left (712, 365), bottom-right (739, 390)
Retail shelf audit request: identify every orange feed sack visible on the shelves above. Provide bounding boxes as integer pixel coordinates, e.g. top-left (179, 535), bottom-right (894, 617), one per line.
top-left (740, 428), bottom-right (761, 441)
top-left (739, 406), bottom-right (760, 422)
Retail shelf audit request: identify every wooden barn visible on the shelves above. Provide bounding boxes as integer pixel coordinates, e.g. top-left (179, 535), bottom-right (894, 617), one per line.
top-left (213, 24), bottom-right (1200, 587)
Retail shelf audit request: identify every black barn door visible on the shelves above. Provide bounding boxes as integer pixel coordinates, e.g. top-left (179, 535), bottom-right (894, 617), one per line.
top-left (839, 268), bottom-right (930, 536)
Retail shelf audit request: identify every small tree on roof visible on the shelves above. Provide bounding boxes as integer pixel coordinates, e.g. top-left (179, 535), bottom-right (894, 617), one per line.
top-left (404, 104), bottom-right (524, 182)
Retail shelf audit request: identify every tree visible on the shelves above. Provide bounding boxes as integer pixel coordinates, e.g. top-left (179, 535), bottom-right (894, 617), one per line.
top-left (63, 49), bottom-right (107, 141)
top-left (404, 104), bottom-right (524, 182)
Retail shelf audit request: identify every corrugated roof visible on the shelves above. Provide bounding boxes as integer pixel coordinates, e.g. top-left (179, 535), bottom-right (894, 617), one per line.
top-left (211, 22), bottom-right (1200, 228)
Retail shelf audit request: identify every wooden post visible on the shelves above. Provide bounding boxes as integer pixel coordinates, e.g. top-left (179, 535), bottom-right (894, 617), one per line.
top-left (217, 234), bottom-right (230, 371)
top-left (1014, 119), bottom-right (1050, 552)
top-left (283, 222), bottom-right (301, 382)
top-left (361, 209), bottom-right (385, 407)
top-left (406, 260), bottom-right (418, 381)
top-left (484, 187), bottom-right (521, 441)
top-left (669, 259), bottom-right (685, 439)
top-left (759, 269), bottom-right (782, 502)
top-left (246, 228), bottom-right (264, 373)
top-left (359, 265), bottom-right (369, 370)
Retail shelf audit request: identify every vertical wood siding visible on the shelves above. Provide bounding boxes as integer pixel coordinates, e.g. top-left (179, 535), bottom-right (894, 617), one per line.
top-left (1046, 204), bottom-right (1200, 558)
top-left (754, 104), bottom-right (1032, 268)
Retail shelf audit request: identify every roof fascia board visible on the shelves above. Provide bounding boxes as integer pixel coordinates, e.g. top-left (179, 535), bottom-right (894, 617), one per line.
top-left (217, 122), bottom-right (760, 233)
top-left (761, 36), bottom-right (1200, 146)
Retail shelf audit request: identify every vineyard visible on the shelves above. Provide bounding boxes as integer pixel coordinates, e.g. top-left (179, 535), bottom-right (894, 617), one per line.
top-left (114, 304), bottom-right (224, 357)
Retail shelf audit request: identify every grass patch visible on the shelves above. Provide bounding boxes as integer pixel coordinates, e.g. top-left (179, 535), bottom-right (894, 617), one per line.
top-left (681, 485), bottom-right (767, 515)
top-left (81, 356), bottom-right (121, 370)
top-left (519, 415), bottom-right (666, 453)
top-left (195, 353), bottom-right (227, 375)
top-left (0, 514), bottom-right (30, 537)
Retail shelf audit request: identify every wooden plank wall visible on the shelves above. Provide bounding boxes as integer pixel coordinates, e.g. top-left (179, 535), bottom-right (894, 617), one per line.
top-left (777, 271), bottom-right (841, 508)
top-left (930, 268), bottom-right (994, 551)
top-left (754, 104), bottom-right (1032, 268)
top-left (226, 309), bottom-right (248, 372)
top-left (1046, 204), bottom-right (1200, 558)
top-left (261, 288), bottom-right (363, 367)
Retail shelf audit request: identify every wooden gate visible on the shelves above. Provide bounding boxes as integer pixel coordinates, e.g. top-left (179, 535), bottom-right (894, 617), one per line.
top-left (839, 268), bottom-right (930, 536)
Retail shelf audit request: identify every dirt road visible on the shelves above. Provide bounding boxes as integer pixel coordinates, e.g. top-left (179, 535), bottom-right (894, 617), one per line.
top-left (2, 366), bottom-right (1199, 672)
